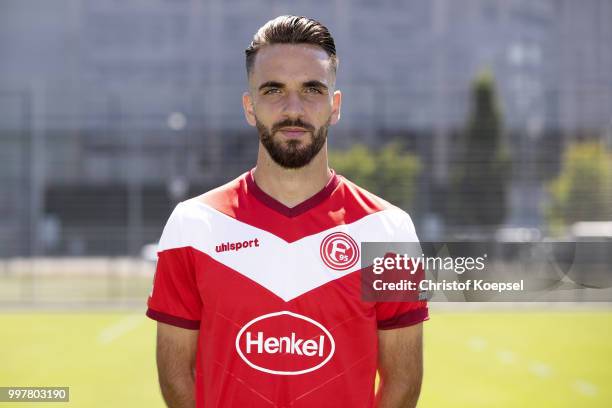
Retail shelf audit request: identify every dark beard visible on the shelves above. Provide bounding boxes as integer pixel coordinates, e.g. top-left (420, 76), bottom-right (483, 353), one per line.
top-left (257, 117), bottom-right (330, 169)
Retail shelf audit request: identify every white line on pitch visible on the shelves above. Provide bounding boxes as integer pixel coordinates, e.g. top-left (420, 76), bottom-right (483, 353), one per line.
top-left (465, 336), bottom-right (602, 400)
top-left (98, 314), bottom-right (145, 345)
top-left (573, 379), bottom-right (598, 397)
top-left (496, 350), bottom-right (516, 364)
top-left (527, 361), bottom-right (552, 378)
top-left (467, 337), bottom-right (488, 351)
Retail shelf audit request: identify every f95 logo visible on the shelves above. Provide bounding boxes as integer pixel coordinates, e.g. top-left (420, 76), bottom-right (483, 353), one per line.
top-left (320, 232), bottom-right (359, 271)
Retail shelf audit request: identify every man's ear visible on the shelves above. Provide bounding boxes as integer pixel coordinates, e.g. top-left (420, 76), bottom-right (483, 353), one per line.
top-left (330, 90), bottom-right (342, 125)
top-left (242, 91), bottom-right (256, 127)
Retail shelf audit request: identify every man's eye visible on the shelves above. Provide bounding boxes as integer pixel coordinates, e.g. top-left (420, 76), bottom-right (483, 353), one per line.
top-left (305, 87), bottom-right (322, 94)
top-left (264, 88), bottom-right (280, 95)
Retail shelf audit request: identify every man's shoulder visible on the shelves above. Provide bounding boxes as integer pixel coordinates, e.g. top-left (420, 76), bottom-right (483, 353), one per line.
top-left (337, 174), bottom-right (416, 235)
top-left (181, 171), bottom-right (248, 214)
top-left (336, 174), bottom-right (400, 213)
top-left (160, 172), bottom-right (248, 245)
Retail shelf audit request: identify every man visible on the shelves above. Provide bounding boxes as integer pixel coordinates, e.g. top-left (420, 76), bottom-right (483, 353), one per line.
top-left (146, 15), bottom-right (428, 408)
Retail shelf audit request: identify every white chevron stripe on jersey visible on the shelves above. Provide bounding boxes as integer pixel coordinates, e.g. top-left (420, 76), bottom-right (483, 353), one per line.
top-left (158, 200), bottom-right (418, 302)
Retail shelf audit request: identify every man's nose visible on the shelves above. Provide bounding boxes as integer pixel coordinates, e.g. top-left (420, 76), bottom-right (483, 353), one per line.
top-left (282, 91), bottom-right (305, 117)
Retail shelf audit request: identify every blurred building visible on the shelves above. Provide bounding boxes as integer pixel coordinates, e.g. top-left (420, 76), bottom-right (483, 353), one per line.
top-left (0, 0), bottom-right (611, 256)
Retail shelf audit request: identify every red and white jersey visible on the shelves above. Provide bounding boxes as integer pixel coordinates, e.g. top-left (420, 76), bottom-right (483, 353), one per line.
top-left (146, 169), bottom-right (429, 408)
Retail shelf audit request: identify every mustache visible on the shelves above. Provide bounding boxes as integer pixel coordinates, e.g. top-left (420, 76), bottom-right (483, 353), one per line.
top-left (271, 119), bottom-right (315, 134)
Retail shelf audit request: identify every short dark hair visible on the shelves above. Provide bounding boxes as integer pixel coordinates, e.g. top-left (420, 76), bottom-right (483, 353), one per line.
top-left (245, 15), bottom-right (338, 77)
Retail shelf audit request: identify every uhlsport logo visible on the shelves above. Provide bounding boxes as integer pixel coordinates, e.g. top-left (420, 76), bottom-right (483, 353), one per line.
top-left (215, 238), bottom-right (260, 253)
top-left (235, 311), bottom-right (335, 376)
top-left (320, 232), bottom-right (359, 271)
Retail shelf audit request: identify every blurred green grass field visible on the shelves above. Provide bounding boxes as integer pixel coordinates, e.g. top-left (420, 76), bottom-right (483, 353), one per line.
top-left (1, 310), bottom-right (611, 407)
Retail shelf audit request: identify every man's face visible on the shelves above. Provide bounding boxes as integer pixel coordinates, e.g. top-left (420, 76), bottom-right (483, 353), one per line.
top-left (243, 43), bottom-right (342, 168)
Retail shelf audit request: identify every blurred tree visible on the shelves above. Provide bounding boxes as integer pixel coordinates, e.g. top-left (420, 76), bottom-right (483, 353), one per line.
top-left (330, 142), bottom-right (421, 209)
top-left (446, 71), bottom-right (510, 227)
top-left (546, 141), bottom-right (612, 232)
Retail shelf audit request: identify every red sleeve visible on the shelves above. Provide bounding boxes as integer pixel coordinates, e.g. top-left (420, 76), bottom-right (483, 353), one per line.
top-left (146, 203), bottom-right (202, 330)
top-left (376, 299), bottom-right (429, 330)
top-left (375, 209), bottom-right (429, 330)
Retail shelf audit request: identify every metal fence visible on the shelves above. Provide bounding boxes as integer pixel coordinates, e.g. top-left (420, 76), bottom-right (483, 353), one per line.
top-left (0, 257), bottom-right (154, 308)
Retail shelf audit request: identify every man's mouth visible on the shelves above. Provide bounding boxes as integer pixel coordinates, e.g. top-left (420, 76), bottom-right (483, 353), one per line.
top-left (278, 127), bottom-right (310, 138)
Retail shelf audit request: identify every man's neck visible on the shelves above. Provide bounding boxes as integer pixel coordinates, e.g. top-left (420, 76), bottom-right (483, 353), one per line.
top-left (253, 149), bottom-right (332, 208)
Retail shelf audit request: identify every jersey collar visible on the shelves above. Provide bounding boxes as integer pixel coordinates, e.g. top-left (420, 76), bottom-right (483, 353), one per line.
top-left (246, 168), bottom-right (340, 218)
